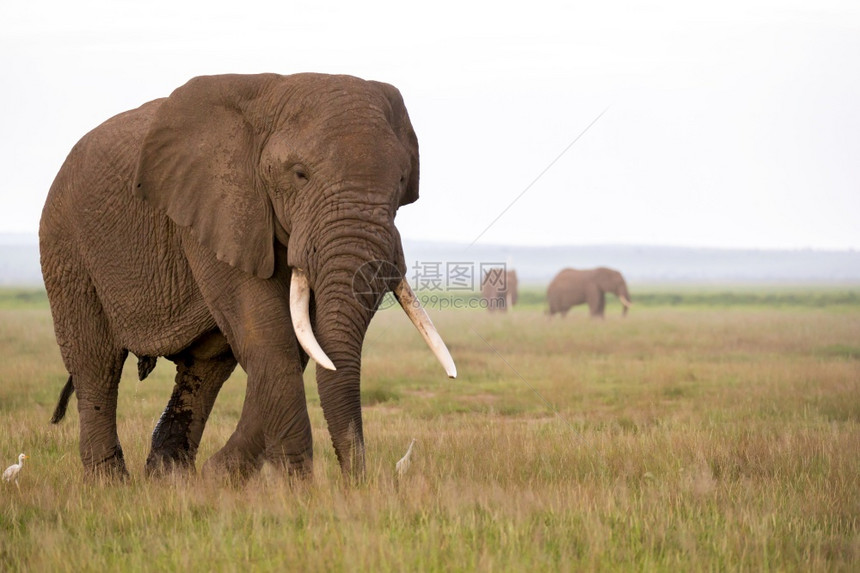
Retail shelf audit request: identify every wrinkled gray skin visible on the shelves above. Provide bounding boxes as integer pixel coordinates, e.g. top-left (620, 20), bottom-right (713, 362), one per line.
top-left (547, 267), bottom-right (631, 318)
top-left (40, 73), bottom-right (422, 480)
top-left (480, 268), bottom-right (518, 312)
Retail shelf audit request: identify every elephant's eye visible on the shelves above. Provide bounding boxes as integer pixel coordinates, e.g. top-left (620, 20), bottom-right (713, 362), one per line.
top-left (291, 164), bottom-right (310, 187)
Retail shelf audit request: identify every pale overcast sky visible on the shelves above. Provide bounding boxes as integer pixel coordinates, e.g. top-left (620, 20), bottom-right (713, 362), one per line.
top-left (2, 1), bottom-right (858, 249)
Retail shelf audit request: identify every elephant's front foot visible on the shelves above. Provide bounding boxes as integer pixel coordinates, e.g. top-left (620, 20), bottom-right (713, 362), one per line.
top-left (287, 455), bottom-right (314, 480)
top-left (266, 447), bottom-right (314, 480)
top-left (202, 444), bottom-right (266, 484)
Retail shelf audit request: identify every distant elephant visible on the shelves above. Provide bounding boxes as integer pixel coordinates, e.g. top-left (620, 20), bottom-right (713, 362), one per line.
top-left (40, 73), bottom-right (456, 480)
top-left (480, 268), bottom-right (518, 312)
top-left (547, 267), bottom-right (632, 318)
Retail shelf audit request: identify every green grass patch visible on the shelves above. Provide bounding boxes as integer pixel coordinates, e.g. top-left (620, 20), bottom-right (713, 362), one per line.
top-left (407, 285), bottom-right (860, 313)
top-left (0, 288), bottom-right (48, 310)
top-left (361, 385), bottom-right (401, 406)
top-left (817, 344), bottom-right (860, 360)
top-left (630, 287), bottom-right (860, 308)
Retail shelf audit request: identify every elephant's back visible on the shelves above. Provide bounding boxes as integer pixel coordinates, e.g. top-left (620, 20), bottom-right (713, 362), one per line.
top-left (548, 267), bottom-right (586, 288)
top-left (547, 268), bottom-right (588, 309)
top-left (41, 99), bottom-right (165, 237)
top-left (40, 98), bottom-right (213, 355)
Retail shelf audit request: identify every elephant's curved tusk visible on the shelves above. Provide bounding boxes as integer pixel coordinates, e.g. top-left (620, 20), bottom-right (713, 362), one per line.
top-left (393, 279), bottom-right (457, 379)
top-left (289, 269), bottom-right (337, 371)
top-left (619, 295), bottom-right (633, 307)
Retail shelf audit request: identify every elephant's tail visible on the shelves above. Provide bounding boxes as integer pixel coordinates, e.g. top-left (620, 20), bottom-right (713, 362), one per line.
top-left (50, 375), bottom-right (75, 424)
top-left (50, 356), bottom-right (156, 424)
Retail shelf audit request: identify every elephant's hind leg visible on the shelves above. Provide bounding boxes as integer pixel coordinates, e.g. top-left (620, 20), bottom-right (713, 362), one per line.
top-left (46, 264), bottom-right (129, 477)
top-left (146, 331), bottom-right (237, 476)
top-left (73, 347), bottom-right (129, 477)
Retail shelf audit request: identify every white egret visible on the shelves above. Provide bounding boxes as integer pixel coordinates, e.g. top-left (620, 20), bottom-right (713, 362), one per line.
top-left (3, 453), bottom-right (29, 488)
top-left (395, 439), bottom-right (416, 478)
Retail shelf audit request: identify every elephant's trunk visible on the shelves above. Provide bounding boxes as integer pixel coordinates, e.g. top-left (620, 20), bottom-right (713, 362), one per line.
top-left (293, 231), bottom-right (455, 477)
top-left (310, 274), bottom-right (370, 477)
top-left (290, 219), bottom-right (455, 377)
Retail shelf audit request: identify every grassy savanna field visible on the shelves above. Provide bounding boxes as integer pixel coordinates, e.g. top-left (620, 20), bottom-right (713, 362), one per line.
top-left (1, 286), bottom-right (859, 571)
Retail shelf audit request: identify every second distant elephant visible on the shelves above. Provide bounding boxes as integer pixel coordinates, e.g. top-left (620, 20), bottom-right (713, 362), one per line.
top-left (547, 267), bottom-right (632, 318)
top-left (481, 268), bottom-right (518, 312)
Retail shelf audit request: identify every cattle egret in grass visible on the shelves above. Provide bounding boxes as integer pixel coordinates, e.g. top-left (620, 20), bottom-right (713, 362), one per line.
top-left (3, 453), bottom-right (28, 488)
top-left (396, 439), bottom-right (416, 477)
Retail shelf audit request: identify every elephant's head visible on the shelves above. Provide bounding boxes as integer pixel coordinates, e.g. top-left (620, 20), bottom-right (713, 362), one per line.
top-left (132, 73), bottom-right (454, 475)
top-left (595, 267), bottom-right (632, 316)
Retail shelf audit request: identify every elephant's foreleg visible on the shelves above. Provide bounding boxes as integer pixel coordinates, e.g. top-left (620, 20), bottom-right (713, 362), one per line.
top-left (261, 369), bottom-right (313, 477)
top-left (593, 291), bottom-right (606, 318)
top-left (202, 359), bottom-right (312, 480)
top-left (146, 340), bottom-right (237, 475)
top-left (183, 244), bottom-right (313, 481)
top-left (586, 285), bottom-right (605, 318)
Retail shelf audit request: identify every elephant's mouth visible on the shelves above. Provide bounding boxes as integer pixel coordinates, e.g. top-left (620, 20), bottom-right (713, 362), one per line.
top-left (288, 268), bottom-right (457, 378)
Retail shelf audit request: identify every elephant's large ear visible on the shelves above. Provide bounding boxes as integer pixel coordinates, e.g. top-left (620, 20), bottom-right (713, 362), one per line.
top-left (134, 74), bottom-right (276, 278)
top-left (373, 81), bottom-right (420, 206)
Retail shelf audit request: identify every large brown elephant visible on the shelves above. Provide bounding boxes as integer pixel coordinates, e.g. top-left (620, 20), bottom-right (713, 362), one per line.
top-left (40, 73), bottom-right (455, 480)
top-left (547, 267), bottom-right (632, 318)
top-left (480, 268), bottom-right (518, 312)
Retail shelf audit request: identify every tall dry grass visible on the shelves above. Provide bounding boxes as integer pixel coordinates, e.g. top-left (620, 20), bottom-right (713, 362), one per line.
top-left (1, 290), bottom-right (858, 571)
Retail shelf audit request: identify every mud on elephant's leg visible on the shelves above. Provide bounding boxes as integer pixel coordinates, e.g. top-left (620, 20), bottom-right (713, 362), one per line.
top-left (146, 338), bottom-right (237, 476)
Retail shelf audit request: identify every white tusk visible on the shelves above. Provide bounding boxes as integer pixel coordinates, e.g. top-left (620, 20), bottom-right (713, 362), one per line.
top-left (619, 295), bottom-right (632, 307)
top-left (392, 279), bottom-right (457, 378)
top-left (289, 268), bottom-right (336, 371)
